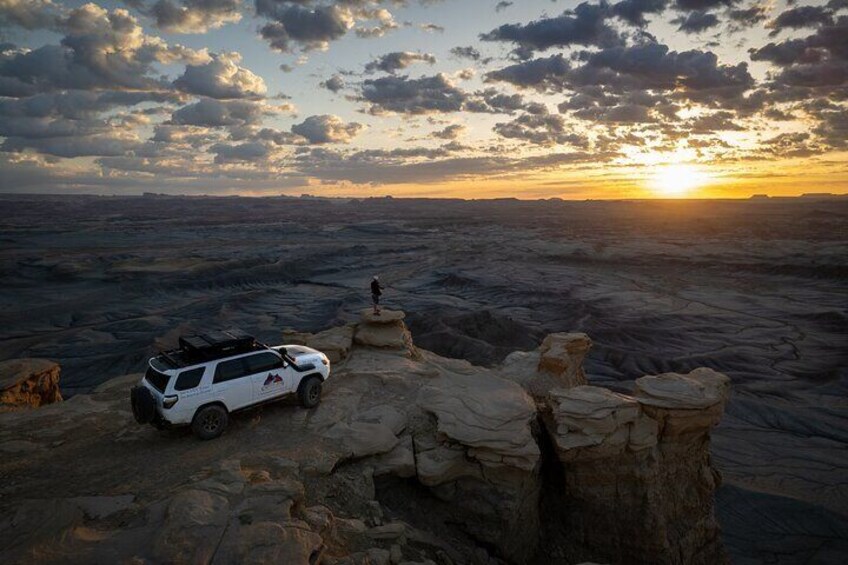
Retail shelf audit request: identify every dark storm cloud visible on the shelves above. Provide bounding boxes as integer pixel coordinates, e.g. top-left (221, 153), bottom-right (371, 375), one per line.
top-left (365, 51), bottom-right (436, 74)
top-left (673, 10), bottom-right (720, 33)
top-left (174, 52), bottom-right (267, 99)
top-left (493, 113), bottom-right (588, 146)
top-left (480, 2), bottom-right (624, 58)
top-left (291, 114), bottom-right (363, 143)
top-left (495, 1), bottom-right (513, 13)
top-left (360, 73), bottom-right (468, 114)
top-left (149, 0), bottom-right (242, 33)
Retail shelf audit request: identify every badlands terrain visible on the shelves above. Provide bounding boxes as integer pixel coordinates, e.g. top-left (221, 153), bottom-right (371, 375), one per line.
top-left (1, 193), bottom-right (847, 563)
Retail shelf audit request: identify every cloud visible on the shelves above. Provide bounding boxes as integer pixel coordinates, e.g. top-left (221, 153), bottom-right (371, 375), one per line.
top-left (0, 0), bottom-right (64, 30)
top-left (149, 0), bottom-right (242, 33)
top-left (320, 74), bottom-right (345, 92)
top-left (485, 54), bottom-right (572, 91)
top-left (291, 114), bottom-right (363, 144)
top-left (170, 98), bottom-right (278, 127)
top-left (360, 73), bottom-right (468, 114)
top-left (673, 10), bottom-right (720, 33)
top-left (174, 52), bottom-right (266, 99)
top-left (365, 51), bottom-right (436, 74)
top-left (433, 124), bottom-right (465, 140)
top-left (419, 23), bottom-right (444, 33)
top-left (256, 2), bottom-right (354, 53)
top-left (611, 0), bottom-right (668, 26)
top-left (768, 5), bottom-right (835, 36)
top-left (0, 4), bottom-right (209, 96)
top-left (480, 3), bottom-right (624, 58)
top-left (674, 0), bottom-right (737, 11)
top-left (494, 113), bottom-right (588, 146)
top-left (354, 7), bottom-right (398, 38)
top-left (488, 42), bottom-right (754, 106)
top-left (210, 140), bottom-right (273, 163)
top-left (2, 131), bottom-right (143, 158)
top-left (495, 1), bottom-right (513, 12)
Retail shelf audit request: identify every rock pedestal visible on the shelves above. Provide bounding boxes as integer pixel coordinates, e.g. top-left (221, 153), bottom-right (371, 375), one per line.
top-left (354, 309), bottom-right (416, 355)
top-left (542, 368), bottom-right (731, 565)
top-left (0, 359), bottom-right (63, 409)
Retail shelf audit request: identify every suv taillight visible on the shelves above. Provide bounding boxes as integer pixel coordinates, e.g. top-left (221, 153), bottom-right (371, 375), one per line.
top-left (163, 395), bottom-right (179, 409)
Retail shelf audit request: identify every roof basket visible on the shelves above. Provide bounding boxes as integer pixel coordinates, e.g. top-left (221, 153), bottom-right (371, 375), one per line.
top-left (178, 329), bottom-right (256, 359)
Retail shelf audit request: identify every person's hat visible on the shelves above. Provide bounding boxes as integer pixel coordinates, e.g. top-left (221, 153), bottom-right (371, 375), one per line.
top-left (373, 275), bottom-right (379, 280)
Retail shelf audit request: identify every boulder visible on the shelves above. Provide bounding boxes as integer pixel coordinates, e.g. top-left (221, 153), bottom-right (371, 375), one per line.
top-left (0, 359), bottom-right (63, 409)
top-left (537, 332), bottom-right (591, 387)
top-left (498, 332), bottom-right (591, 400)
top-left (354, 309), bottom-right (415, 353)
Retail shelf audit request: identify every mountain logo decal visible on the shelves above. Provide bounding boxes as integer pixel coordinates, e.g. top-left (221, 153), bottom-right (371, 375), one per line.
top-left (263, 373), bottom-right (283, 386)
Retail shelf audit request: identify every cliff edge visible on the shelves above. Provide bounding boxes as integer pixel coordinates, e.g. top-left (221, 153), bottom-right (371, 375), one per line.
top-left (0, 311), bottom-right (729, 564)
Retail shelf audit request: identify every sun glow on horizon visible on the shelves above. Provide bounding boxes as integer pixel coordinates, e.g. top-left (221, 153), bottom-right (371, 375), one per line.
top-left (648, 164), bottom-right (713, 197)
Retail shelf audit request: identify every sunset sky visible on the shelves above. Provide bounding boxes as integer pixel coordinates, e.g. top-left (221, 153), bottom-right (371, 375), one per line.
top-left (0, 0), bottom-right (846, 198)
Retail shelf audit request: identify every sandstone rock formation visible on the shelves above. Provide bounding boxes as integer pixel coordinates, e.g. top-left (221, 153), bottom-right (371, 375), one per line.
top-left (0, 359), bottom-right (63, 410)
top-left (0, 316), bottom-right (730, 565)
top-left (353, 309), bottom-right (416, 355)
top-left (540, 368), bottom-right (731, 564)
top-left (499, 332), bottom-right (591, 400)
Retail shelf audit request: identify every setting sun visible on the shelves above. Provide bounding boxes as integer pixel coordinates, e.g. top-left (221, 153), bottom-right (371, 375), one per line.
top-left (649, 164), bottom-right (712, 197)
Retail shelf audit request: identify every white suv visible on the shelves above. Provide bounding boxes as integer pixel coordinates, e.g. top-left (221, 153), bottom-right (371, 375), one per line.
top-left (130, 330), bottom-right (330, 439)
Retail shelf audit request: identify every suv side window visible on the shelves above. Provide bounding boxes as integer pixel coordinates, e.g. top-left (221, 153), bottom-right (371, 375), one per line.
top-left (244, 352), bottom-right (283, 374)
top-left (175, 367), bottom-right (205, 391)
top-left (214, 358), bottom-right (249, 384)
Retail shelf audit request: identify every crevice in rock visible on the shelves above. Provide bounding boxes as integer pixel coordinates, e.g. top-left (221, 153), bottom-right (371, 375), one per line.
top-left (529, 411), bottom-right (569, 564)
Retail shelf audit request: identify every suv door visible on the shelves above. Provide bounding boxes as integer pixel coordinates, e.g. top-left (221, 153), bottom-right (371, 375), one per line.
top-left (243, 351), bottom-right (289, 402)
top-left (212, 357), bottom-right (254, 411)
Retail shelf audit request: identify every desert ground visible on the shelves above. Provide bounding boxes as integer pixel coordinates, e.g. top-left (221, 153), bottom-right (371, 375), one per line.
top-left (1, 193), bottom-right (846, 562)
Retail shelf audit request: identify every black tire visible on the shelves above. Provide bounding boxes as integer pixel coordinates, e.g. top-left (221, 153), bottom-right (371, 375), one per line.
top-left (297, 376), bottom-right (323, 408)
top-left (191, 404), bottom-right (228, 440)
top-left (130, 386), bottom-right (156, 424)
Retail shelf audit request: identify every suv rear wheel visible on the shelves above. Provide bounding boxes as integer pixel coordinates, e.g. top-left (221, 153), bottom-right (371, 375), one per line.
top-left (298, 376), bottom-right (323, 408)
top-left (192, 404), bottom-right (228, 440)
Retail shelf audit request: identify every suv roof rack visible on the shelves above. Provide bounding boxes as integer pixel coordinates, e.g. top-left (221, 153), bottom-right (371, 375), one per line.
top-left (178, 329), bottom-right (256, 359)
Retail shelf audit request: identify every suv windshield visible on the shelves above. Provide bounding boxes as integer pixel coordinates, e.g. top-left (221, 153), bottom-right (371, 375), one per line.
top-left (145, 366), bottom-right (170, 393)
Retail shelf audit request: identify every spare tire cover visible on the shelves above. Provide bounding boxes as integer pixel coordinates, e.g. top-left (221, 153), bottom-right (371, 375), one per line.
top-left (131, 386), bottom-right (157, 424)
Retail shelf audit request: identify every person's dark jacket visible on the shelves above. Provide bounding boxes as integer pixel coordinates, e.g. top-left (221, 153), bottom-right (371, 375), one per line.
top-left (371, 280), bottom-right (382, 296)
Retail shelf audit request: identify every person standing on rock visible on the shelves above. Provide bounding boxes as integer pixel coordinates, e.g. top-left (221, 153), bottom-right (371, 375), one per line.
top-left (371, 275), bottom-right (384, 315)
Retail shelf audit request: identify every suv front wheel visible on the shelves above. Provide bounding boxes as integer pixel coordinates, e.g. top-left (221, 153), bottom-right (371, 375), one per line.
top-left (192, 404), bottom-right (228, 440)
top-left (298, 376), bottom-right (323, 409)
